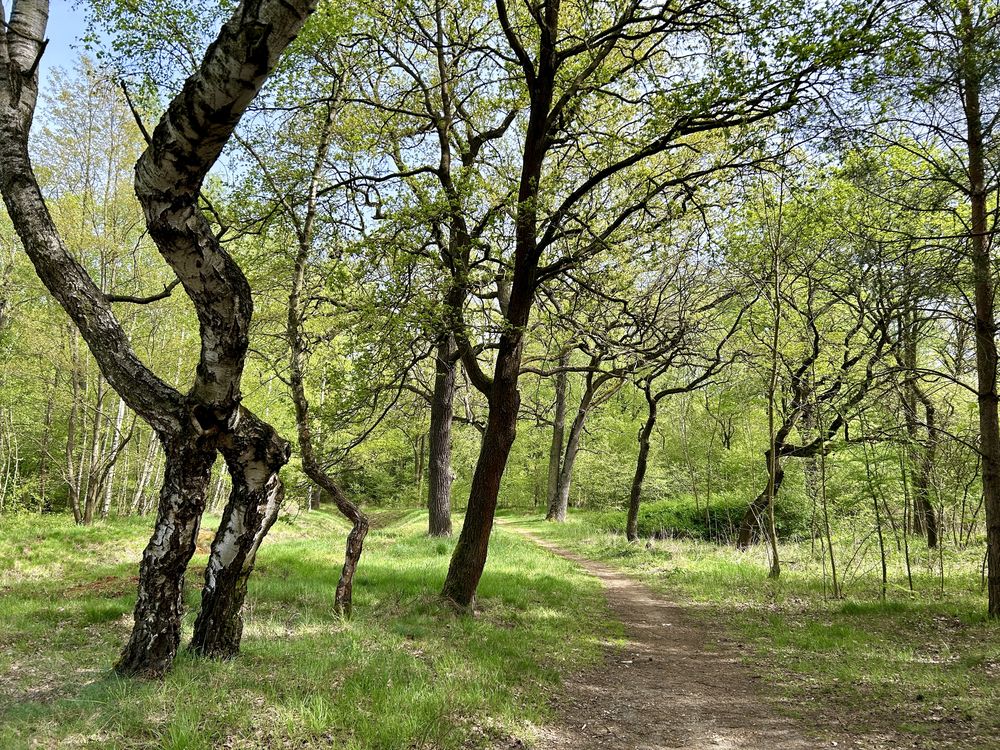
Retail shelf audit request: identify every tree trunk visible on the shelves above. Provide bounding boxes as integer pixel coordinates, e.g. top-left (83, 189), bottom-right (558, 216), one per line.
top-left (66, 331), bottom-right (85, 524)
top-left (737, 450), bottom-right (786, 550)
top-left (190, 411), bottom-right (290, 658)
top-left (286, 125), bottom-right (370, 615)
top-left (439, 18), bottom-right (555, 605)
top-left (440, 381), bottom-right (519, 606)
top-left (1, 0), bottom-right (320, 677)
top-left (915, 391), bottom-right (939, 548)
top-left (960, 3), bottom-right (1000, 616)
top-left (83, 375), bottom-right (107, 525)
top-left (131, 431), bottom-right (158, 515)
top-left (554, 368), bottom-right (611, 522)
top-left (427, 336), bottom-right (456, 536)
top-left (626, 391), bottom-right (657, 542)
top-left (545, 352), bottom-right (569, 520)
top-left (114, 434), bottom-right (216, 677)
top-left (38, 369), bottom-right (58, 512)
top-left (101, 396), bottom-right (127, 520)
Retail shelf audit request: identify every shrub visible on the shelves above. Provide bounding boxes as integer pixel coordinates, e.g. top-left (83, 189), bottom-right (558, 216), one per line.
top-left (590, 491), bottom-right (812, 543)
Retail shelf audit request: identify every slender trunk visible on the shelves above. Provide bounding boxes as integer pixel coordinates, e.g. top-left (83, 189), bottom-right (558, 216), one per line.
top-left (101, 396), bottom-right (127, 520)
top-left (83, 376), bottom-right (107, 524)
top-left (915, 390), bottom-right (939, 547)
top-left (427, 336), bottom-right (456, 536)
top-left (820, 424), bottom-right (839, 596)
top-left (802, 400), bottom-right (819, 550)
top-left (415, 432), bottom-right (425, 496)
top-left (626, 391), bottom-right (657, 542)
top-left (554, 368), bottom-right (610, 522)
top-left (38, 369), bottom-right (58, 512)
top-left (765, 224), bottom-right (781, 578)
top-left (874, 481), bottom-right (887, 600)
top-left (115, 433), bottom-right (216, 678)
top-left (66, 331), bottom-right (83, 524)
top-left (554, 422), bottom-right (581, 522)
top-left (901, 303), bottom-right (939, 545)
top-left (286, 138), bottom-right (370, 613)
top-left (960, 5), bottom-right (1000, 616)
top-left (131, 431), bottom-right (157, 515)
top-left (545, 352), bottom-right (569, 520)
top-left (900, 448), bottom-right (915, 592)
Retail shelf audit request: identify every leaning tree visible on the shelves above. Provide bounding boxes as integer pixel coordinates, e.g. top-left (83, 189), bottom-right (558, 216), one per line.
top-left (0, 0), bottom-right (320, 676)
top-left (440, 0), bottom-right (886, 608)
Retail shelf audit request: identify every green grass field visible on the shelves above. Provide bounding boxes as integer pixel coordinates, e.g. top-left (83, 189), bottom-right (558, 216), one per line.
top-left (6, 505), bottom-right (1000, 749)
top-left (505, 511), bottom-right (1000, 747)
top-left (0, 510), bottom-right (616, 750)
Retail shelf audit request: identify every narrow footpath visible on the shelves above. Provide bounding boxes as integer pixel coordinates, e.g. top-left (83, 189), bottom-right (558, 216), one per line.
top-left (509, 526), bottom-right (818, 750)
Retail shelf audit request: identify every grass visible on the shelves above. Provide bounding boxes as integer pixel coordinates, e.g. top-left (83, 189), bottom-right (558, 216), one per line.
top-left (503, 509), bottom-right (1000, 749)
top-left (0, 509), bottom-right (616, 749)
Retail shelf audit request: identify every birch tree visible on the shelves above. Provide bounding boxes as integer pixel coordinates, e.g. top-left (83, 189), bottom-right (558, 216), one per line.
top-left (0, 0), bottom-right (318, 676)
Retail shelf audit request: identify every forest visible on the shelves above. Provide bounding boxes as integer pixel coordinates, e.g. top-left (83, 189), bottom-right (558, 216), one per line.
top-left (1, 0), bottom-right (1000, 748)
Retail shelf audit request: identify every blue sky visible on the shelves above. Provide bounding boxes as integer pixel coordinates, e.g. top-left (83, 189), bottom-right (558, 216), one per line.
top-left (40, 1), bottom-right (90, 84)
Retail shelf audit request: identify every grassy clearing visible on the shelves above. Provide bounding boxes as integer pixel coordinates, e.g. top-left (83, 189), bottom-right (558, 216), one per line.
top-left (504, 510), bottom-right (1000, 748)
top-left (0, 509), bottom-right (615, 749)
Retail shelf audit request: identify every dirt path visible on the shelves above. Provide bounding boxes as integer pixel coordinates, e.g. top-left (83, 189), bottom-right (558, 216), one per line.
top-left (509, 526), bottom-right (818, 750)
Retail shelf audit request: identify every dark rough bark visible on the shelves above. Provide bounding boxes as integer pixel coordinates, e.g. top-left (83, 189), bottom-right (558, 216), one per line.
top-left (959, 3), bottom-right (1000, 616)
top-left (190, 410), bottom-right (291, 658)
top-left (427, 337), bottom-right (456, 536)
top-left (114, 432), bottom-right (216, 677)
top-left (545, 353), bottom-right (569, 521)
top-left (626, 392), bottom-right (657, 542)
top-left (439, 0), bottom-right (557, 608)
top-left (737, 450), bottom-right (786, 550)
top-left (440, 374), bottom-right (520, 607)
top-left (440, 0), bottom-right (820, 607)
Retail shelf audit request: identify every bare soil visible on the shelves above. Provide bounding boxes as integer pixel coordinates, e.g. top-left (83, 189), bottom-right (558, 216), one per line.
top-left (514, 528), bottom-right (820, 750)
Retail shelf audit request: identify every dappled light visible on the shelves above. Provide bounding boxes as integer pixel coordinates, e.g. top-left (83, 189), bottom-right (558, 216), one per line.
top-left (3, 0), bottom-right (1000, 747)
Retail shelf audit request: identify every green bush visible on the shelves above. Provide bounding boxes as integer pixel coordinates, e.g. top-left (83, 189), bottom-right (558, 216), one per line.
top-left (590, 491), bottom-right (812, 543)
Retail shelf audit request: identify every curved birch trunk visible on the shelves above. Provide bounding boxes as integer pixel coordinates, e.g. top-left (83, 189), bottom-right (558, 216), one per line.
top-left (190, 410), bottom-right (290, 658)
top-left (0, 0), bottom-right (319, 676)
top-left (114, 433), bottom-right (216, 677)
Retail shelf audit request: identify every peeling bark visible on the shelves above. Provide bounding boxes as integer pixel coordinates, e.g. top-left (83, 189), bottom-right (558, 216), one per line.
top-left (114, 430), bottom-right (216, 678)
top-left (190, 409), bottom-right (290, 658)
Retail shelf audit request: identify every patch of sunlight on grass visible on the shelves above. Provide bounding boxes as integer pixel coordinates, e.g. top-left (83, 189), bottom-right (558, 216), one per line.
top-left (0, 507), bottom-right (615, 750)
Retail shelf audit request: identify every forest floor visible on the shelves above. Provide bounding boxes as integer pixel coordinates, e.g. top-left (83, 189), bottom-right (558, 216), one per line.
top-left (0, 509), bottom-right (619, 749)
top-left (4, 508), bottom-right (1000, 749)
top-left (505, 512), bottom-right (1000, 750)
